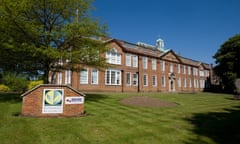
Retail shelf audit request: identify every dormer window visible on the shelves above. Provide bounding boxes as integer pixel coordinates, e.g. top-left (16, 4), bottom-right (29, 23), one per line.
top-left (106, 48), bottom-right (121, 65)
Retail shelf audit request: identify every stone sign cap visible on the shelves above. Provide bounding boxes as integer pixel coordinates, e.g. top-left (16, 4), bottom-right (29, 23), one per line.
top-left (21, 84), bottom-right (85, 97)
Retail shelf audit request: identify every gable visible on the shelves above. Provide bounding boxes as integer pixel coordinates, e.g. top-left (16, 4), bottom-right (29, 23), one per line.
top-left (105, 40), bottom-right (124, 54)
top-left (161, 50), bottom-right (181, 63)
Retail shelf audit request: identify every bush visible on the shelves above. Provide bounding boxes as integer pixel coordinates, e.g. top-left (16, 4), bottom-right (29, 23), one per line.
top-left (0, 84), bottom-right (10, 92)
top-left (2, 73), bottom-right (29, 92)
top-left (28, 80), bottom-right (43, 90)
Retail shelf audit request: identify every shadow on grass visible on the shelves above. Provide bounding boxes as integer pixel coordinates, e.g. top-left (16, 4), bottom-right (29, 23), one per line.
top-left (0, 93), bottom-right (21, 103)
top-left (85, 93), bottom-right (108, 102)
top-left (185, 106), bottom-right (240, 144)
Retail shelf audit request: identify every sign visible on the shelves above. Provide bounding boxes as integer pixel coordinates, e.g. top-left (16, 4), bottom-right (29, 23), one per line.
top-left (42, 89), bottom-right (64, 113)
top-left (65, 97), bottom-right (84, 104)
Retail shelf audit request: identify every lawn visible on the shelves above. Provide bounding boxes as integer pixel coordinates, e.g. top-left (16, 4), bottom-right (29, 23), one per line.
top-left (0, 92), bottom-right (240, 144)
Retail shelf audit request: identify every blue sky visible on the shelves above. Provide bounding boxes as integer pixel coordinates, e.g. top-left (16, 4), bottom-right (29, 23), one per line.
top-left (92, 0), bottom-right (240, 64)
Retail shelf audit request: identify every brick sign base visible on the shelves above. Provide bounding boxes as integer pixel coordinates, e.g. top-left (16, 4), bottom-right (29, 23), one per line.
top-left (21, 84), bottom-right (85, 117)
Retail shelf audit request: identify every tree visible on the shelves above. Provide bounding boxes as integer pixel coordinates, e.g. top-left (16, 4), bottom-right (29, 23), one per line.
top-left (0, 0), bottom-right (108, 83)
top-left (213, 34), bottom-right (240, 93)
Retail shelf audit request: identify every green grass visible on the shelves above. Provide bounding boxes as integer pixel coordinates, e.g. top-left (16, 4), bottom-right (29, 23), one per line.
top-left (0, 92), bottom-right (240, 144)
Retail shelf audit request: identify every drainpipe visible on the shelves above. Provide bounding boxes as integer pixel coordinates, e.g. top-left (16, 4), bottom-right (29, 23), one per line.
top-left (121, 70), bottom-right (124, 93)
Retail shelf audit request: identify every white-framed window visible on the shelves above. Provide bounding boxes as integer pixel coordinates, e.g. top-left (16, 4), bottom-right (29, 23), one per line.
top-left (194, 79), bottom-right (198, 88)
top-left (189, 78), bottom-right (192, 88)
top-left (80, 69), bottom-right (88, 84)
top-left (91, 69), bottom-right (98, 84)
top-left (178, 64), bottom-right (181, 74)
top-left (178, 77), bottom-right (181, 87)
top-left (105, 69), bottom-right (121, 85)
top-left (152, 58), bottom-right (156, 70)
top-left (133, 73), bottom-right (138, 86)
top-left (126, 53), bottom-right (131, 67)
top-left (161, 60), bottom-right (165, 71)
top-left (200, 79), bottom-right (205, 88)
top-left (126, 72), bottom-right (131, 86)
top-left (170, 63), bottom-right (173, 73)
top-left (182, 65), bottom-right (186, 74)
top-left (205, 70), bottom-right (210, 77)
top-left (133, 55), bottom-right (138, 68)
top-left (200, 70), bottom-right (204, 77)
top-left (193, 68), bottom-right (198, 76)
top-left (143, 74), bottom-right (148, 86)
top-left (161, 76), bottom-right (165, 87)
top-left (65, 70), bottom-right (71, 85)
top-left (106, 48), bottom-right (121, 65)
top-left (57, 72), bottom-right (62, 85)
top-left (152, 75), bottom-right (157, 86)
top-left (188, 66), bottom-right (191, 75)
top-left (184, 78), bottom-right (187, 88)
top-left (143, 57), bottom-right (148, 69)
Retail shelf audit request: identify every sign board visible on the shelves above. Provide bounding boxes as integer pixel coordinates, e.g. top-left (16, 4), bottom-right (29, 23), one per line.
top-left (65, 97), bottom-right (84, 104)
top-left (42, 89), bottom-right (64, 113)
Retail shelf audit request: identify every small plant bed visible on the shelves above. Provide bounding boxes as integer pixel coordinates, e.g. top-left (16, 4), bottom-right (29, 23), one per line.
top-left (120, 96), bottom-right (178, 108)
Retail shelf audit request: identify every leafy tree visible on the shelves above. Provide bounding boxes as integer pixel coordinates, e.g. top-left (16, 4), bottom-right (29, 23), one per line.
top-left (213, 34), bottom-right (240, 93)
top-left (0, 0), bottom-right (108, 83)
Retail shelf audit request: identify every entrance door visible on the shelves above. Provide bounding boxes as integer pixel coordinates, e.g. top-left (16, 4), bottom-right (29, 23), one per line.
top-left (169, 79), bottom-right (176, 92)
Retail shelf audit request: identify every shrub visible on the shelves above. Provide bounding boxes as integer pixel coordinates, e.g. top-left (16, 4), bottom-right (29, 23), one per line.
top-left (2, 73), bottom-right (29, 92)
top-left (0, 84), bottom-right (10, 92)
top-left (28, 80), bottom-right (43, 90)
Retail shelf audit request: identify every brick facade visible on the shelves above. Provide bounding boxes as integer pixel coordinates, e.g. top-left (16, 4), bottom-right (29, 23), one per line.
top-left (21, 84), bottom-right (85, 117)
top-left (51, 38), bottom-right (212, 93)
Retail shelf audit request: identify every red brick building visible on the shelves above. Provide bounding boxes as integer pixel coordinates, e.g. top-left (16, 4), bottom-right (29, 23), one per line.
top-left (51, 38), bottom-right (212, 93)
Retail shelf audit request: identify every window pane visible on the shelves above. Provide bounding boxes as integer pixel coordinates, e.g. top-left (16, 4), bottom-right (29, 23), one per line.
top-left (80, 69), bottom-right (88, 84)
top-left (91, 69), bottom-right (98, 84)
top-left (126, 73), bottom-right (131, 85)
top-left (126, 54), bottom-right (131, 66)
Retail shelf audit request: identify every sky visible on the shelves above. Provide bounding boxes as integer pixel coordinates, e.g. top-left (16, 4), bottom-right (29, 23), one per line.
top-left (92, 0), bottom-right (240, 64)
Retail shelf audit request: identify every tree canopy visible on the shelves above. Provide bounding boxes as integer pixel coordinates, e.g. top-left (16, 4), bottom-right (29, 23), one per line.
top-left (0, 0), bottom-right (108, 83)
top-left (213, 34), bottom-right (240, 93)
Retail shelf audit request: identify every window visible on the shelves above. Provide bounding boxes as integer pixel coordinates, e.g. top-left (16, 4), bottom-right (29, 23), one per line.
top-left (133, 55), bottom-right (138, 67)
top-left (178, 64), bottom-right (181, 73)
top-left (57, 72), bottom-right (62, 85)
top-left (126, 72), bottom-right (131, 86)
top-left (189, 78), bottom-right (192, 88)
top-left (126, 53), bottom-right (131, 67)
top-left (143, 57), bottom-right (148, 69)
top-left (65, 70), bottom-right (71, 85)
top-left (193, 68), bottom-right (198, 76)
top-left (194, 79), bottom-right (198, 88)
top-left (143, 74), bottom-right (148, 86)
top-left (178, 78), bottom-right (181, 87)
top-left (152, 58), bottom-right (156, 70)
top-left (200, 79), bottom-right (205, 88)
top-left (80, 69), bottom-right (88, 84)
top-left (205, 70), bottom-right (209, 77)
top-left (106, 48), bottom-right (121, 65)
top-left (188, 66), bottom-right (191, 75)
top-left (160, 60), bottom-right (165, 71)
top-left (170, 63), bottom-right (173, 73)
top-left (152, 75), bottom-right (157, 86)
top-left (161, 76), bottom-right (165, 87)
top-left (182, 65), bottom-right (186, 74)
top-left (184, 78), bottom-right (187, 88)
top-left (200, 70), bottom-right (204, 77)
top-left (105, 69), bottom-right (121, 85)
top-left (133, 73), bottom-right (138, 86)
top-left (91, 69), bottom-right (98, 84)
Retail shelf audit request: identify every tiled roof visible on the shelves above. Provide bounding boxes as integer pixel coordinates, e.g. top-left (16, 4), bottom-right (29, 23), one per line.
top-left (112, 39), bottom-right (165, 58)
top-left (105, 38), bottom-right (210, 68)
